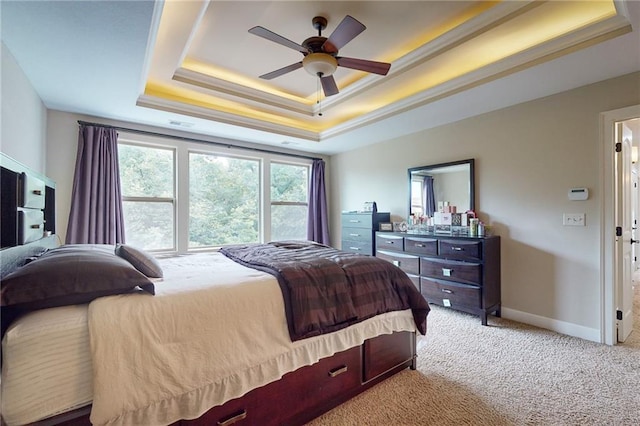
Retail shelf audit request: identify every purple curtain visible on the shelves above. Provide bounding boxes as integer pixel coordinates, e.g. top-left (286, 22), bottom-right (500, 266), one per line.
top-left (423, 176), bottom-right (436, 217)
top-left (307, 159), bottom-right (330, 245)
top-left (66, 125), bottom-right (125, 244)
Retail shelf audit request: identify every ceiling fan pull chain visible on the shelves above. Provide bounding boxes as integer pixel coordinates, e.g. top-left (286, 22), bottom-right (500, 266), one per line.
top-left (317, 76), bottom-right (323, 116)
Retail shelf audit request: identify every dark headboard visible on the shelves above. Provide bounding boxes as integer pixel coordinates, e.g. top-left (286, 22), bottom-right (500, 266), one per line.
top-left (0, 153), bottom-right (56, 248)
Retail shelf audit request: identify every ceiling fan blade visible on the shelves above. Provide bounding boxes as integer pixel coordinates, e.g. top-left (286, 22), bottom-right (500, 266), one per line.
top-left (337, 57), bottom-right (391, 76)
top-left (259, 62), bottom-right (303, 80)
top-left (249, 26), bottom-right (308, 54)
top-left (322, 15), bottom-right (366, 54)
top-left (320, 75), bottom-right (339, 97)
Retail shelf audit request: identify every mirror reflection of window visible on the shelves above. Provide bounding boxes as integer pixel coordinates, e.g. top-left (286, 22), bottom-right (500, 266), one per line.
top-left (411, 179), bottom-right (423, 216)
top-left (408, 159), bottom-right (474, 218)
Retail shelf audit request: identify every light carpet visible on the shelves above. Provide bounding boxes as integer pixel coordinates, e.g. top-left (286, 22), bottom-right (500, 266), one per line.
top-left (307, 286), bottom-right (640, 425)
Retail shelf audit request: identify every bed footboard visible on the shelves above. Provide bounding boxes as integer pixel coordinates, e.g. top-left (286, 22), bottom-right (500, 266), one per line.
top-left (182, 331), bottom-right (416, 426)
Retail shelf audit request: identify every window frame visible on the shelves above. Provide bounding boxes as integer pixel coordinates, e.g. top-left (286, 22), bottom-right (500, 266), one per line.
top-left (269, 160), bottom-right (311, 242)
top-left (118, 138), bottom-right (177, 252)
top-left (117, 131), bottom-right (313, 254)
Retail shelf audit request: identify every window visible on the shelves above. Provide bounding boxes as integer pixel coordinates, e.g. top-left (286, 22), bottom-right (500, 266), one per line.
top-left (270, 162), bottom-right (309, 241)
top-left (118, 133), bottom-right (312, 252)
top-left (189, 153), bottom-right (260, 248)
top-left (118, 143), bottom-right (175, 251)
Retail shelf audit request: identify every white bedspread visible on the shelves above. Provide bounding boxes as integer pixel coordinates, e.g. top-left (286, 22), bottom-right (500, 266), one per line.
top-left (89, 252), bottom-right (417, 426)
top-left (1, 305), bottom-right (93, 426)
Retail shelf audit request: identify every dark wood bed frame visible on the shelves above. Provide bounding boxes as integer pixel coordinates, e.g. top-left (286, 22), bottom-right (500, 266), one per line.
top-left (30, 331), bottom-right (416, 426)
top-left (1, 153), bottom-right (419, 426)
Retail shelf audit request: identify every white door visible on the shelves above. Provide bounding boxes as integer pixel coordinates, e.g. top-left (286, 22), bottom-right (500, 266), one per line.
top-left (632, 170), bottom-right (638, 273)
top-left (615, 121), bottom-right (634, 342)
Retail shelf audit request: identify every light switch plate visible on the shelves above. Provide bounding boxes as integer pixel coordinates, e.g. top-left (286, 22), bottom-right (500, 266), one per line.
top-left (563, 213), bottom-right (585, 226)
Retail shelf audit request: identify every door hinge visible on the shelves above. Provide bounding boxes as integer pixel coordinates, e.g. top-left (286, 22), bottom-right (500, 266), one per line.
top-left (615, 142), bottom-right (622, 152)
top-left (616, 227), bottom-right (622, 237)
top-left (617, 310), bottom-right (623, 321)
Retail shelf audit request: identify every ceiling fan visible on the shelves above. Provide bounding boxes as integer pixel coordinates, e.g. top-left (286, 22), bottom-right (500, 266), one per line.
top-left (248, 15), bottom-right (391, 97)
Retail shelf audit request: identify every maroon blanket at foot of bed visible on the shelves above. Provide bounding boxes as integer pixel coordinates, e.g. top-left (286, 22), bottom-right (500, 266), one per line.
top-left (220, 241), bottom-right (429, 341)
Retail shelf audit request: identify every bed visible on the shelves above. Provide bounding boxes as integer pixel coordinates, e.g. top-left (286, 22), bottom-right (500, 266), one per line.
top-left (0, 156), bottom-right (430, 426)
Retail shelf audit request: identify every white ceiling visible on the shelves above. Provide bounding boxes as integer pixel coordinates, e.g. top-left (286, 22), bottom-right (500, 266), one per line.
top-left (1, 1), bottom-right (639, 155)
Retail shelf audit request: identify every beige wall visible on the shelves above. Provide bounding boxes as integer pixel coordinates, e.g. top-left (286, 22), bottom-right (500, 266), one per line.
top-left (329, 71), bottom-right (640, 339)
top-left (1, 42), bottom-right (47, 173)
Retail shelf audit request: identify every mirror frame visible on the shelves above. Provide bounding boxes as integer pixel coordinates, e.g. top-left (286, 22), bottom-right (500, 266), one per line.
top-left (408, 158), bottom-right (475, 217)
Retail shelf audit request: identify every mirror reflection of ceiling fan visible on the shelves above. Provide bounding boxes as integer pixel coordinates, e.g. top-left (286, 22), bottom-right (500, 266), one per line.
top-left (249, 15), bottom-right (391, 97)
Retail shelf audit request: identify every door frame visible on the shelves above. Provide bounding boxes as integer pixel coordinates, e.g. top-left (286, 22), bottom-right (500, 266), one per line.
top-left (601, 104), bottom-right (640, 345)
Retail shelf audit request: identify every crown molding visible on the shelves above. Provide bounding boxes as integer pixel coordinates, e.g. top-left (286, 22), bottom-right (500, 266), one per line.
top-left (136, 93), bottom-right (320, 142)
top-left (173, 67), bottom-right (313, 116)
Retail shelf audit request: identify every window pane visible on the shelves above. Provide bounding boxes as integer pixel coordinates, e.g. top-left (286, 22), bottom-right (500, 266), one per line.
top-left (118, 144), bottom-right (174, 198)
top-left (271, 204), bottom-right (307, 241)
top-left (123, 201), bottom-right (174, 250)
top-left (189, 153), bottom-right (260, 247)
top-left (271, 163), bottom-right (308, 202)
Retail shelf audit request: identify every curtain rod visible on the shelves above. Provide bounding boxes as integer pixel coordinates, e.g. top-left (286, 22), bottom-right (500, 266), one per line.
top-left (77, 120), bottom-right (322, 161)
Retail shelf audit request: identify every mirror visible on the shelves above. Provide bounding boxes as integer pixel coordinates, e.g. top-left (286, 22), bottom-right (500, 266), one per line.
top-left (408, 159), bottom-right (475, 218)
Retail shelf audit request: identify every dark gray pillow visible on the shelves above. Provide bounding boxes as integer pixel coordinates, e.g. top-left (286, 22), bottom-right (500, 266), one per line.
top-left (115, 244), bottom-right (163, 278)
top-left (0, 244), bottom-right (155, 311)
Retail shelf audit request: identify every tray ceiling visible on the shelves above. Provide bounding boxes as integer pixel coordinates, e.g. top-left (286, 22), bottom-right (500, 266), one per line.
top-left (139, 0), bottom-right (630, 142)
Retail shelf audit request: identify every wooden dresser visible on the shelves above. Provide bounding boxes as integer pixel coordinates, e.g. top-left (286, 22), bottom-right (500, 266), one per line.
top-left (341, 212), bottom-right (390, 256)
top-left (376, 232), bottom-right (501, 325)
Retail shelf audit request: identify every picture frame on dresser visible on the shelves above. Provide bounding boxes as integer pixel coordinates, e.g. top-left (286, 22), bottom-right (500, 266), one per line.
top-left (379, 222), bottom-right (393, 232)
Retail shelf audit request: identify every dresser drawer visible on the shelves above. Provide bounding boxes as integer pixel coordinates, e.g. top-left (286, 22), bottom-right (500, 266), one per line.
top-left (404, 236), bottom-right (438, 256)
top-left (376, 233), bottom-right (404, 251)
top-left (376, 249), bottom-right (419, 276)
top-left (420, 257), bottom-right (482, 285)
top-left (439, 239), bottom-right (482, 261)
top-left (421, 278), bottom-right (481, 309)
top-left (342, 227), bottom-right (371, 242)
top-left (342, 213), bottom-right (373, 228)
top-left (342, 239), bottom-right (371, 254)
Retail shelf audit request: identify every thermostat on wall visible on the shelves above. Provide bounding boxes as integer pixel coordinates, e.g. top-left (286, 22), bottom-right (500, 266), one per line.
top-left (568, 188), bottom-right (589, 201)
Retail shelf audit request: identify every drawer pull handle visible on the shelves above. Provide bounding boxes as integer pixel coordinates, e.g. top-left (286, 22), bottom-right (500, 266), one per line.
top-left (32, 190), bottom-right (42, 196)
top-left (451, 247), bottom-right (463, 251)
top-left (441, 288), bottom-right (453, 294)
top-left (392, 260), bottom-right (401, 267)
top-left (415, 244), bottom-right (425, 247)
top-left (349, 233), bottom-right (360, 237)
top-left (349, 247), bottom-right (361, 251)
top-left (30, 224), bottom-right (41, 229)
top-left (442, 268), bottom-right (452, 276)
top-left (218, 410), bottom-right (247, 426)
top-left (386, 240), bottom-right (395, 244)
top-left (349, 220), bottom-right (360, 223)
top-left (329, 365), bottom-right (348, 377)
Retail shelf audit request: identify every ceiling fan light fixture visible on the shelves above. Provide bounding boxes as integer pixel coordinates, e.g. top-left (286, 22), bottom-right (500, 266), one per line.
top-left (302, 53), bottom-right (337, 77)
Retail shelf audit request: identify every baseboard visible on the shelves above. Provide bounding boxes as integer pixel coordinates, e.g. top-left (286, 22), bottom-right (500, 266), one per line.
top-left (501, 307), bottom-right (601, 343)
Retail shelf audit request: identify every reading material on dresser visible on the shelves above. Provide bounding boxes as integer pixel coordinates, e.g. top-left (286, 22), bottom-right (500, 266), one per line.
top-left (376, 232), bottom-right (501, 325)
